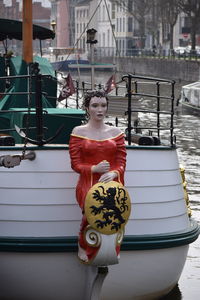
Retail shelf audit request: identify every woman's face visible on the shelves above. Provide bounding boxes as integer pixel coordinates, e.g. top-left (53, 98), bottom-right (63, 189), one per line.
top-left (88, 96), bottom-right (107, 121)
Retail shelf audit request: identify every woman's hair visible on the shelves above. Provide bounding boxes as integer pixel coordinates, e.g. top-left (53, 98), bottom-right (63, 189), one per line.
top-left (82, 90), bottom-right (109, 110)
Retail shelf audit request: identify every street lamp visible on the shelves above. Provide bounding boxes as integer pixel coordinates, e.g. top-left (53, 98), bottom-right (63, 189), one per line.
top-left (86, 28), bottom-right (97, 44)
top-left (51, 20), bottom-right (56, 33)
top-left (86, 28), bottom-right (98, 89)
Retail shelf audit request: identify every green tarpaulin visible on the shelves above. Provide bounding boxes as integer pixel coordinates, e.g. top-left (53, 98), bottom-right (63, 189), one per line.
top-left (0, 55), bottom-right (57, 110)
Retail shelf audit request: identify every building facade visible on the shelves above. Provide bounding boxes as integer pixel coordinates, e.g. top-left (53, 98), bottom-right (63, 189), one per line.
top-left (75, 0), bottom-right (117, 56)
top-left (75, 0), bottom-right (90, 52)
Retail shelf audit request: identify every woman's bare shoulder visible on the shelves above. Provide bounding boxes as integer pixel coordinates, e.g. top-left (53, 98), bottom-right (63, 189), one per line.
top-left (71, 125), bottom-right (87, 135)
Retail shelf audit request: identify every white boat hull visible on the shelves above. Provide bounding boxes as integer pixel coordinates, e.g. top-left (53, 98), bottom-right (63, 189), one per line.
top-left (0, 147), bottom-right (189, 237)
top-left (0, 146), bottom-right (198, 299)
top-left (0, 245), bottom-right (188, 300)
top-left (181, 81), bottom-right (200, 114)
top-left (181, 81), bottom-right (200, 108)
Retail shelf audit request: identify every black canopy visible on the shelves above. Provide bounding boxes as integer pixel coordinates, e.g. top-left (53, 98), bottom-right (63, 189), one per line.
top-left (0, 18), bottom-right (55, 41)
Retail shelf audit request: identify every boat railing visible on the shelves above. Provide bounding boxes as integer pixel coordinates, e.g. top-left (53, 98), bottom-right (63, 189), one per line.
top-left (0, 72), bottom-right (56, 108)
top-left (68, 80), bottom-right (106, 109)
top-left (122, 74), bottom-right (176, 147)
top-left (0, 65), bottom-right (65, 146)
top-left (56, 72), bottom-right (127, 110)
top-left (73, 79), bottom-right (126, 100)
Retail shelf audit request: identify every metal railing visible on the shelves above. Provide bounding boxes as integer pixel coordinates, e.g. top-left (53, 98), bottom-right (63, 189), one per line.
top-left (122, 74), bottom-right (176, 147)
top-left (95, 47), bottom-right (200, 61)
top-left (0, 63), bottom-right (62, 146)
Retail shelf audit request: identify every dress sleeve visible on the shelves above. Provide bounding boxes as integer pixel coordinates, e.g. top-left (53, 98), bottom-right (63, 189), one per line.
top-left (111, 133), bottom-right (127, 185)
top-left (69, 134), bottom-right (93, 175)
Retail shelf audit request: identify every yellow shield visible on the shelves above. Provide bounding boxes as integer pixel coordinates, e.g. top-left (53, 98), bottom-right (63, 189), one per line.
top-left (85, 181), bottom-right (131, 235)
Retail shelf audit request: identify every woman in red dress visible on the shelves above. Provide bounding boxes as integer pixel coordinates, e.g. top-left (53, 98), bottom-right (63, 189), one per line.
top-left (69, 90), bottom-right (126, 263)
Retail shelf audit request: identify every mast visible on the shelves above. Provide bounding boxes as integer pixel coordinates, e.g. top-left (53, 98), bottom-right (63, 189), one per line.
top-left (22, 0), bottom-right (33, 63)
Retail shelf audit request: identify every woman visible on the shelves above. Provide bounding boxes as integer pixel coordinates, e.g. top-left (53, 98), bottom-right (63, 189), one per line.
top-left (69, 90), bottom-right (126, 263)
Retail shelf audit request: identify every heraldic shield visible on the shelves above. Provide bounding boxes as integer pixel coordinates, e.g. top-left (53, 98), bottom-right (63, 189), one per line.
top-left (85, 181), bottom-right (131, 235)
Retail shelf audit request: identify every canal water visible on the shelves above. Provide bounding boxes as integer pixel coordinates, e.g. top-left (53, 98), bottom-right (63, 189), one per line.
top-left (64, 71), bottom-right (200, 299)
top-left (174, 107), bottom-right (200, 300)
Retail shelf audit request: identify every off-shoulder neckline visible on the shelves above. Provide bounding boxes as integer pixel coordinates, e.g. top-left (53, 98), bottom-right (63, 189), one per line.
top-left (70, 132), bottom-right (124, 141)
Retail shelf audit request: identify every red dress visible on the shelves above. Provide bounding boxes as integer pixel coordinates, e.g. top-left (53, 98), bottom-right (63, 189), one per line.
top-left (69, 132), bottom-right (126, 260)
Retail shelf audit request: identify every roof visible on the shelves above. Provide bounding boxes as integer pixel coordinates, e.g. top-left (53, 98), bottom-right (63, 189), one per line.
top-left (0, 18), bottom-right (55, 41)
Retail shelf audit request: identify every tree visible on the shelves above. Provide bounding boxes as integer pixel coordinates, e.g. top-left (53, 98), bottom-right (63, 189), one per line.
top-left (178, 0), bottom-right (200, 50)
top-left (157, 0), bottom-right (180, 50)
top-left (131, 0), bottom-right (154, 48)
top-left (115, 0), bottom-right (154, 49)
top-left (146, 0), bottom-right (161, 47)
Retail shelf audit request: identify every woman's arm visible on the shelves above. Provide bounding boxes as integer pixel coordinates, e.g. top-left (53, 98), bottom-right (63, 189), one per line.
top-left (69, 135), bottom-right (92, 174)
top-left (99, 133), bottom-right (126, 184)
top-left (111, 133), bottom-right (127, 183)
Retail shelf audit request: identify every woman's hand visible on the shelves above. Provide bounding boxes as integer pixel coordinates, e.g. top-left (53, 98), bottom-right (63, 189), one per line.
top-left (99, 171), bottom-right (117, 183)
top-left (92, 160), bottom-right (110, 174)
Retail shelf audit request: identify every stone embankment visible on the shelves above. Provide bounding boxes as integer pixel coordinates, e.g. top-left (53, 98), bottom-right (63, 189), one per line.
top-left (98, 56), bottom-right (200, 83)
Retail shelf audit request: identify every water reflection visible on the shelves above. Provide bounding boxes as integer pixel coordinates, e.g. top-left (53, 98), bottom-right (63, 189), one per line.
top-left (175, 111), bottom-right (200, 207)
top-left (174, 106), bottom-right (200, 300)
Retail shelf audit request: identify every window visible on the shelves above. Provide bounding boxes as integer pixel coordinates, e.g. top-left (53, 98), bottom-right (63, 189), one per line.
top-left (107, 29), bottom-right (110, 46)
top-left (99, 6), bottom-right (101, 21)
top-left (83, 37), bottom-right (85, 50)
top-left (112, 2), bottom-right (115, 19)
top-left (128, 0), bottom-right (132, 11)
top-left (103, 5), bottom-right (105, 21)
top-left (103, 32), bottom-right (105, 46)
top-left (128, 17), bottom-right (132, 32)
top-left (108, 4), bottom-right (110, 18)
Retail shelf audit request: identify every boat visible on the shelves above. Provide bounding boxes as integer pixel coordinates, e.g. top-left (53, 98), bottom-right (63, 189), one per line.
top-left (180, 81), bottom-right (200, 114)
top-left (50, 48), bottom-right (115, 72)
top-left (0, 2), bottom-right (199, 299)
top-left (49, 47), bottom-right (90, 72)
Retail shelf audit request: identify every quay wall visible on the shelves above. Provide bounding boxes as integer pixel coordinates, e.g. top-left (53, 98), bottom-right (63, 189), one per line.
top-left (98, 57), bottom-right (200, 82)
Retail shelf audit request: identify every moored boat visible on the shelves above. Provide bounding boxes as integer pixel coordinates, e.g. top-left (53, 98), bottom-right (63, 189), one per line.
top-left (0, 144), bottom-right (199, 300)
top-left (180, 81), bottom-right (200, 114)
top-left (0, 2), bottom-right (199, 300)
top-left (0, 67), bottom-right (199, 299)
top-left (50, 54), bottom-right (116, 72)
top-left (50, 49), bottom-right (90, 72)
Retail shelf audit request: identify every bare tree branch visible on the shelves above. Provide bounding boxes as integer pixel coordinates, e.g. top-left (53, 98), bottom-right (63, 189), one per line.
top-left (178, 0), bottom-right (200, 49)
